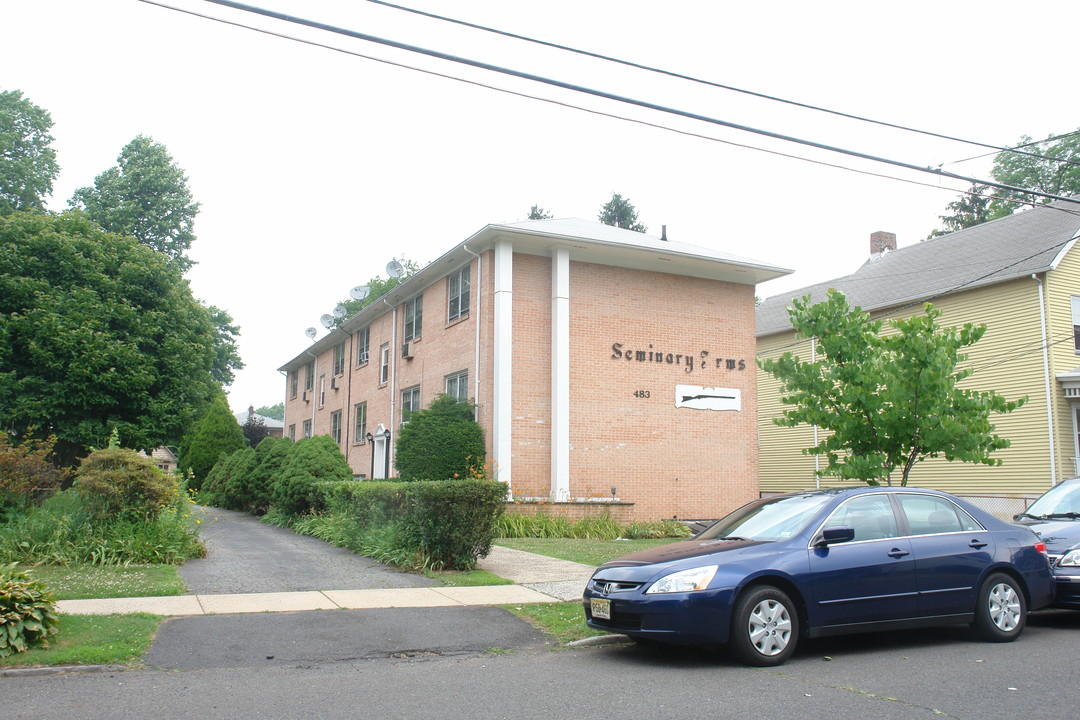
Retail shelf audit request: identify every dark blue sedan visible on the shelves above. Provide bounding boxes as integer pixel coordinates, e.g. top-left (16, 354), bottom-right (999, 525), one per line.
top-left (583, 486), bottom-right (1054, 666)
top-left (1014, 476), bottom-right (1080, 610)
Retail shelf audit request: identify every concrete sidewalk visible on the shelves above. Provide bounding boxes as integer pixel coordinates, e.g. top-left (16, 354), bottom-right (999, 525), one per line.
top-left (55, 545), bottom-right (595, 617)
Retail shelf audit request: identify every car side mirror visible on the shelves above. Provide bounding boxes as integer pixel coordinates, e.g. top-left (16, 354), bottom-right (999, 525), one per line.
top-left (816, 525), bottom-right (855, 547)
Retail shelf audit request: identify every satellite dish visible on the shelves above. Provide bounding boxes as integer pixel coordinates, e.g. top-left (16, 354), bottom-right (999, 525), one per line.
top-left (349, 285), bottom-right (370, 301)
top-left (333, 304), bottom-right (347, 318)
top-left (386, 260), bottom-right (404, 278)
top-left (319, 314), bottom-right (334, 328)
top-left (304, 327), bottom-right (317, 339)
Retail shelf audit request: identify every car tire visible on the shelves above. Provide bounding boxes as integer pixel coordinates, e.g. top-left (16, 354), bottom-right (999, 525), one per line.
top-left (729, 585), bottom-right (799, 666)
top-left (971, 572), bottom-right (1026, 642)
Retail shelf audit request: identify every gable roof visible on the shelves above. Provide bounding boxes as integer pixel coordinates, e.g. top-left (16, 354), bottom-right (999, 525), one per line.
top-left (757, 199), bottom-right (1080, 337)
top-left (234, 409), bottom-right (284, 429)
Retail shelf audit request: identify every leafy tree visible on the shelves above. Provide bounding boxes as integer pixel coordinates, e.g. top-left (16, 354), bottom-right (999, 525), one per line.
top-left (178, 396), bottom-right (246, 490)
top-left (759, 289), bottom-right (1025, 485)
top-left (928, 129), bottom-right (1080, 236)
top-left (69, 135), bottom-right (200, 272)
top-left (927, 184), bottom-right (995, 239)
top-left (396, 395), bottom-right (485, 481)
top-left (331, 257), bottom-right (421, 327)
top-left (0, 89), bottom-right (59, 216)
top-left (0, 211), bottom-right (224, 466)
top-left (598, 192), bottom-right (646, 232)
top-left (241, 411), bottom-right (269, 449)
top-left (206, 304), bottom-right (243, 386)
top-left (990, 129), bottom-right (1080, 214)
top-left (255, 402), bottom-right (284, 421)
top-left (528, 205), bottom-right (553, 220)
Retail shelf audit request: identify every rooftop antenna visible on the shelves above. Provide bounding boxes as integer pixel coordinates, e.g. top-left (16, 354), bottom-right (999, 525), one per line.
top-left (332, 304), bottom-right (347, 318)
top-left (349, 285), bottom-right (370, 301)
top-left (304, 327), bottom-right (317, 340)
top-left (319, 314), bottom-right (334, 329)
top-left (386, 259), bottom-right (404, 278)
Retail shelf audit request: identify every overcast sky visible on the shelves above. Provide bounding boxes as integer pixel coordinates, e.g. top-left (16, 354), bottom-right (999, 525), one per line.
top-left (4, 0), bottom-right (1078, 411)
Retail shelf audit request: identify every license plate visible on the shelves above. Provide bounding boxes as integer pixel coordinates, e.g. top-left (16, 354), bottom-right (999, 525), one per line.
top-left (591, 597), bottom-right (611, 620)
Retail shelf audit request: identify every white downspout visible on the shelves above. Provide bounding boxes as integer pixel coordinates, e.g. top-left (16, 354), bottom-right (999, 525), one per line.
top-left (382, 297), bottom-right (398, 476)
top-left (1035, 274), bottom-right (1058, 486)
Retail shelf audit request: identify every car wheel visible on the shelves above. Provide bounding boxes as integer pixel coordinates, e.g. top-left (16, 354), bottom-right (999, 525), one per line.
top-left (729, 585), bottom-right (799, 666)
top-left (972, 572), bottom-right (1026, 642)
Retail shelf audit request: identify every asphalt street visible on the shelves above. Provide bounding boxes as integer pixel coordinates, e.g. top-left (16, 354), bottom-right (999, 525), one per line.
top-left (5, 611), bottom-right (1080, 720)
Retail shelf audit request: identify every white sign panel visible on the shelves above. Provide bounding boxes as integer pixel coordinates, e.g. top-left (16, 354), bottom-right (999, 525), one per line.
top-left (675, 385), bottom-right (741, 411)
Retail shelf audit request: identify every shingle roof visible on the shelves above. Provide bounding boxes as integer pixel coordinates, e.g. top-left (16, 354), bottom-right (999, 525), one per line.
top-left (757, 199), bottom-right (1080, 337)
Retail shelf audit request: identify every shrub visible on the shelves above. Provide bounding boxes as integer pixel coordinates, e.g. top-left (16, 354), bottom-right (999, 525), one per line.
top-left (0, 563), bottom-right (60, 657)
top-left (73, 448), bottom-right (181, 522)
top-left (271, 435), bottom-right (351, 516)
top-left (495, 513), bottom-right (692, 540)
top-left (178, 396), bottom-right (246, 490)
top-left (0, 489), bottom-right (204, 566)
top-left (395, 395), bottom-right (485, 481)
top-left (311, 479), bottom-right (507, 570)
top-left (0, 434), bottom-right (70, 514)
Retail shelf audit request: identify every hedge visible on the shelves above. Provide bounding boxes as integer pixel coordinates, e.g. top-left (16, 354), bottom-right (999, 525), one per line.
top-left (321, 479), bottom-right (507, 570)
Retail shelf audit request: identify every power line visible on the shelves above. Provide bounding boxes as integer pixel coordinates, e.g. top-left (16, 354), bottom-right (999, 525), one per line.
top-left (945, 130), bottom-right (1080, 168)
top-left (358, 0), bottom-right (1080, 170)
top-left (193, 0), bottom-right (1080, 210)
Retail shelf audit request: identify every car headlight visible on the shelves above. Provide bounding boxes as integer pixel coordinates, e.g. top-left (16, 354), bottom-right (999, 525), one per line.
top-left (645, 565), bottom-right (718, 594)
top-left (1060, 549), bottom-right (1080, 567)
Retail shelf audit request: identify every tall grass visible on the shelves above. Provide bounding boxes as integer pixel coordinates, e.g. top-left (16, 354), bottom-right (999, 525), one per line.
top-left (495, 513), bottom-right (692, 540)
top-left (0, 489), bottom-right (204, 566)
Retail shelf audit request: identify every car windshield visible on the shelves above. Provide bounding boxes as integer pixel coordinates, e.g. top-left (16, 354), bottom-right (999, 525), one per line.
top-left (1024, 481), bottom-right (1080, 519)
top-left (697, 493), bottom-right (834, 542)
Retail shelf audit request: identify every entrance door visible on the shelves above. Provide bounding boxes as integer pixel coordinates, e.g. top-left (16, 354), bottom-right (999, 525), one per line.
top-left (372, 428), bottom-right (388, 479)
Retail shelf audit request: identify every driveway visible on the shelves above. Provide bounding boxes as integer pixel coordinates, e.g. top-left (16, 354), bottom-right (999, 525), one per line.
top-left (177, 505), bottom-right (437, 594)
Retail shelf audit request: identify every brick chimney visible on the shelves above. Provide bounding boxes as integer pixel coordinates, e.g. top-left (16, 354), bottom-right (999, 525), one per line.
top-left (870, 231), bottom-right (896, 255)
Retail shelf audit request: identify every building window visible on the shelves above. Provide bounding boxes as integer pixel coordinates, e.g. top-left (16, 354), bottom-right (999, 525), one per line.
top-left (319, 375), bottom-right (326, 407)
top-left (304, 361), bottom-right (314, 391)
top-left (1072, 296), bottom-right (1080, 352)
top-left (290, 370), bottom-right (298, 399)
top-left (288, 424), bottom-right (296, 441)
top-left (404, 295), bottom-right (423, 341)
top-left (379, 342), bottom-right (391, 384)
top-left (330, 410), bottom-right (342, 444)
top-left (445, 370), bottom-right (468, 401)
top-left (401, 385), bottom-right (421, 425)
top-left (448, 266), bottom-right (470, 322)
top-left (302, 419), bottom-right (312, 438)
top-left (333, 344), bottom-right (345, 376)
top-left (356, 327), bottom-right (370, 365)
top-left (354, 402), bottom-right (367, 442)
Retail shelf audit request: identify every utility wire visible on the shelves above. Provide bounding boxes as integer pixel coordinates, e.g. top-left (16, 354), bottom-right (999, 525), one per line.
top-left (358, 0), bottom-right (1080, 170)
top-left (945, 129), bottom-right (1080, 168)
top-left (195, 0), bottom-right (1080, 208)
top-left (138, 0), bottom-right (999, 201)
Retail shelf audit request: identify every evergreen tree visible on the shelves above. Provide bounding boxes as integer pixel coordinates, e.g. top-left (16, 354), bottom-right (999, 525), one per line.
top-left (395, 395), bottom-right (485, 481)
top-left (178, 396), bottom-right (246, 489)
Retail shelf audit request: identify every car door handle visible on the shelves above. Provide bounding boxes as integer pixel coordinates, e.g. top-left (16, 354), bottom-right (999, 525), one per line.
top-left (887, 548), bottom-right (910, 558)
top-left (969, 540), bottom-right (988, 549)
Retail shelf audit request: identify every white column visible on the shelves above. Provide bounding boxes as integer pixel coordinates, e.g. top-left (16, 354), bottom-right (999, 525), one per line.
top-left (493, 241), bottom-right (514, 491)
top-left (551, 247), bottom-right (571, 500)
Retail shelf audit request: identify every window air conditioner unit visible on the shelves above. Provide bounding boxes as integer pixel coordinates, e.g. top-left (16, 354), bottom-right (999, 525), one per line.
top-left (331, 377), bottom-right (339, 390)
top-left (401, 342), bottom-right (414, 359)
top-left (358, 351), bottom-right (369, 365)
top-left (302, 390), bottom-right (309, 403)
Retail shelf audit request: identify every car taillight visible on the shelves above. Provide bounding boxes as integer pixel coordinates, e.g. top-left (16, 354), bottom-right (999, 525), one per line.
top-left (1035, 541), bottom-right (1048, 557)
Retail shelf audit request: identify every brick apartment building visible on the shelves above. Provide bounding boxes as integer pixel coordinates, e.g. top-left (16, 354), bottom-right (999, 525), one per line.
top-left (278, 219), bottom-right (789, 520)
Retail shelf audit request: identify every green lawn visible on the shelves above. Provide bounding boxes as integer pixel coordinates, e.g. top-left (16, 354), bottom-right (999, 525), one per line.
top-left (494, 537), bottom-right (681, 566)
top-left (0, 613), bottom-right (161, 669)
top-left (22, 564), bottom-right (185, 600)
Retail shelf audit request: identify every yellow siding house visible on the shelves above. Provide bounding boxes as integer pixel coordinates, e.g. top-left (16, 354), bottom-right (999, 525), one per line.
top-left (757, 200), bottom-right (1080, 513)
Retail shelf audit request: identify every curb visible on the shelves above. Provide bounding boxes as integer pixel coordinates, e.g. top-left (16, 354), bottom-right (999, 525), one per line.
top-left (0, 664), bottom-right (130, 678)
